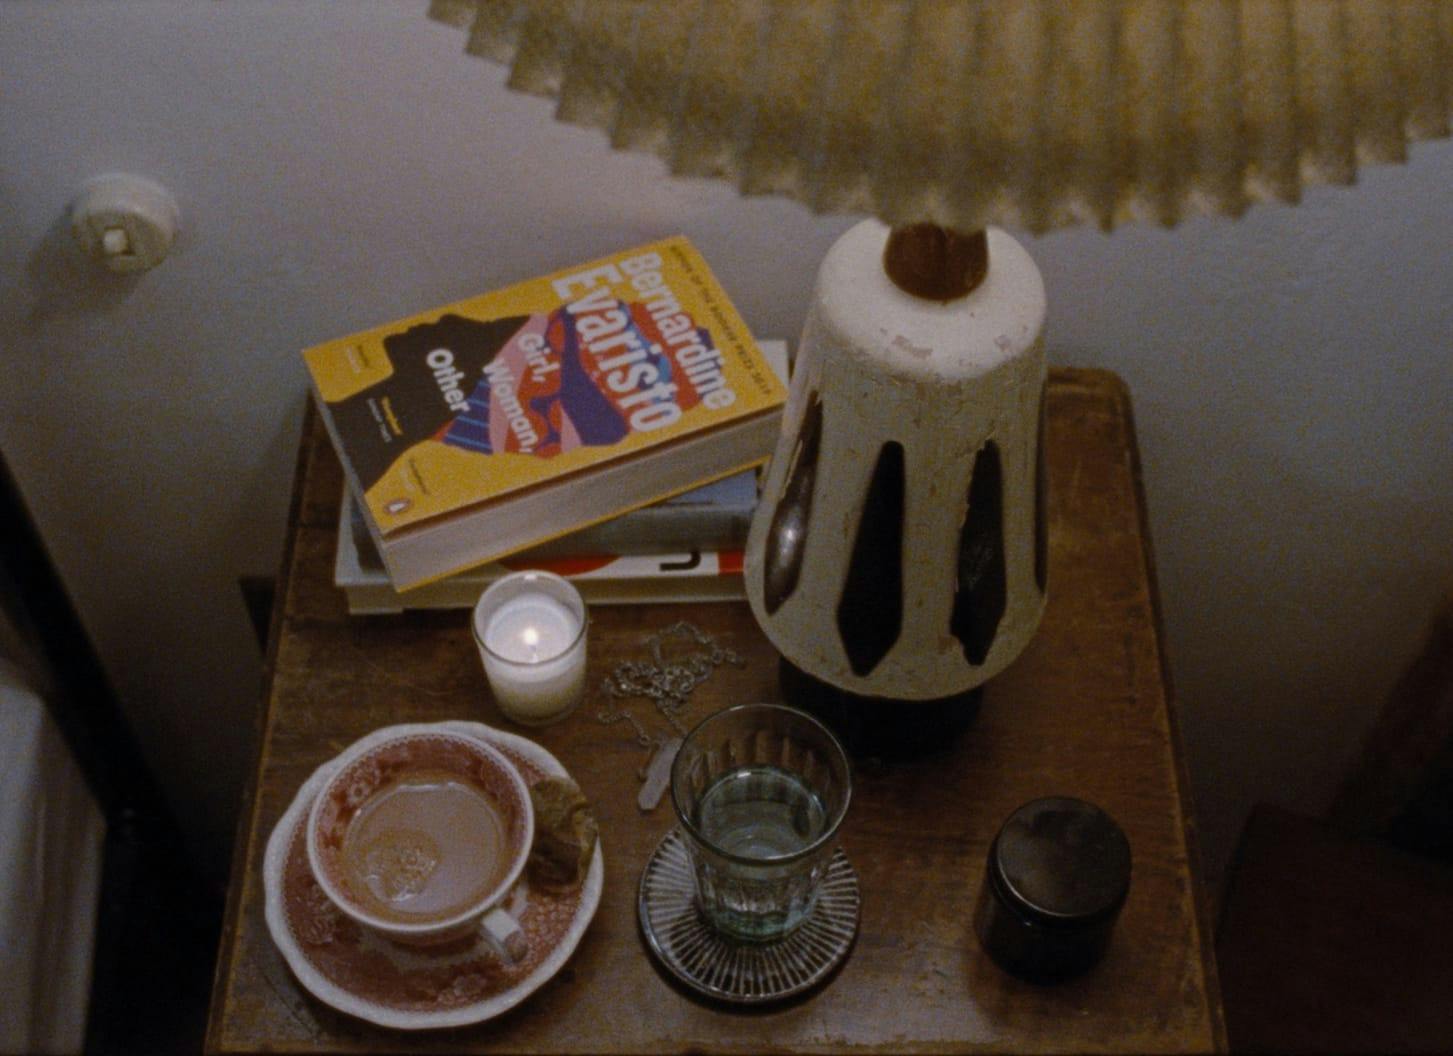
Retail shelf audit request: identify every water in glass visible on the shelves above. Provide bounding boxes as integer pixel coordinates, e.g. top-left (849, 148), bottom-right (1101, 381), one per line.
top-left (691, 764), bottom-right (829, 940)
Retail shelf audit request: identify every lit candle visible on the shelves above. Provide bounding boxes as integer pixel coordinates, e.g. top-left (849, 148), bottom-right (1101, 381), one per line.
top-left (471, 571), bottom-right (588, 725)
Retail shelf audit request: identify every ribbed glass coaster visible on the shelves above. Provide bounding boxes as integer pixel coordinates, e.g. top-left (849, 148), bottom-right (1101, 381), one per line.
top-left (637, 827), bottom-right (859, 1004)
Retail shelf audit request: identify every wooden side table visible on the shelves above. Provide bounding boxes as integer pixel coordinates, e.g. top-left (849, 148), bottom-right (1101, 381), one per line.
top-left (207, 368), bottom-right (1224, 1054)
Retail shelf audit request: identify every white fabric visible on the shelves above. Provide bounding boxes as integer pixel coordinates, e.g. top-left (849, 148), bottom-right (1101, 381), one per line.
top-left (0, 658), bottom-right (105, 1056)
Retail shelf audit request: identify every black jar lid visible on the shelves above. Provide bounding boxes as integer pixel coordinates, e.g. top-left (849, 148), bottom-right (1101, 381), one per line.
top-left (990, 796), bottom-right (1131, 928)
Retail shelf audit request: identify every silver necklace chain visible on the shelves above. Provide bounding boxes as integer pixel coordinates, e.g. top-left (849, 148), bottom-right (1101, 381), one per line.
top-left (596, 620), bottom-right (745, 777)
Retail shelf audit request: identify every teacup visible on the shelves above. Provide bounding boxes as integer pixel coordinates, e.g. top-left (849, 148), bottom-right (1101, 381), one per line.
top-left (306, 726), bottom-right (535, 958)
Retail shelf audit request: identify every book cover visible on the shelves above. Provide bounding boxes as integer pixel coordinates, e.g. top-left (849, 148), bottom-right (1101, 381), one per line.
top-left (303, 237), bottom-right (786, 543)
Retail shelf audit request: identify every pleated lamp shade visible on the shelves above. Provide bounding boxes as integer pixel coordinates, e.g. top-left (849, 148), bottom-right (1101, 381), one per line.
top-left (430, 0), bottom-right (1452, 233)
top-left (430, 1), bottom-right (1452, 737)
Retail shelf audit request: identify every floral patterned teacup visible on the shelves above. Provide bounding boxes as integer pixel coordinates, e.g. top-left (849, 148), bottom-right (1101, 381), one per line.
top-left (306, 726), bottom-right (535, 957)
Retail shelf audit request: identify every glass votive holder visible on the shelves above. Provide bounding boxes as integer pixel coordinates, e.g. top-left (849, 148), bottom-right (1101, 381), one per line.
top-left (471, 570), bottom-right (588, 726)
top-left (670, 703), bottom-right (851, 943)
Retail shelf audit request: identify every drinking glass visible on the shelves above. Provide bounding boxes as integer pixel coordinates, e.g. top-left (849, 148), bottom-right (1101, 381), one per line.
top-left (670, 703), bottom-right (851, 942)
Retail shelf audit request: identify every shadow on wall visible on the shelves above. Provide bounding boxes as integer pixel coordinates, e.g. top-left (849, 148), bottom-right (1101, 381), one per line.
top-left (1130, 400), bottom-right (1453, 896)
top-left (22, 215), bottom-right (143, 326)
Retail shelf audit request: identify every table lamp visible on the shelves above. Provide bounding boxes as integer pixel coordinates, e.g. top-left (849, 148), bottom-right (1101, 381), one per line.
top-left (430, 0), bottom-right (1452, 751)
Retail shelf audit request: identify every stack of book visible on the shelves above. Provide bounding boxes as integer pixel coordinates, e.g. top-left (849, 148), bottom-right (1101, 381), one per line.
top-left (333, 467), bottom-right (755, 614)
top-left (301, 238), bottom-right (789, 614)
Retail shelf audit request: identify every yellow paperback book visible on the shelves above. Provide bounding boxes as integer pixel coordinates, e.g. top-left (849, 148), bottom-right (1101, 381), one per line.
top-left (303, 238), bottom-right (787, 590)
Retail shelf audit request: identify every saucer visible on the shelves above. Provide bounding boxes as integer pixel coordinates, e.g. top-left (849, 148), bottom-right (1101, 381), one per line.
top-left (637, 828), bottom-right (859, 1005)
top-left (263, 721), bottom-right (603, 1030)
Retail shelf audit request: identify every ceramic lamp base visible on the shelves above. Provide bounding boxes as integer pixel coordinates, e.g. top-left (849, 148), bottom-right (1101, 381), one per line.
top-left (778, 658), bottom-right (982, 761)
top-left (745, 220), bottom-right (1048, 704)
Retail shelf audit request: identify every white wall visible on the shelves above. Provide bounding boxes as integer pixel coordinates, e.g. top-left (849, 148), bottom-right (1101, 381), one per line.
top-left (2, 2), bottom-right (1450, 890)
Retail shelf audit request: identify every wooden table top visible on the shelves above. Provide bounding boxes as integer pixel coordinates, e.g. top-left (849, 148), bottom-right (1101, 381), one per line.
top-left (206, 368), bottom-right (1224, 1054)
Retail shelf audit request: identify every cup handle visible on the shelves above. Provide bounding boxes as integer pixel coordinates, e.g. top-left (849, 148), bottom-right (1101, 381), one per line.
top-left (480, 905), bottom-right (528, 964)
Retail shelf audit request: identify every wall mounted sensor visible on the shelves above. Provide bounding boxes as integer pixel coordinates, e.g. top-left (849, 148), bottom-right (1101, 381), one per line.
top-left (70, 174), bottom-right (180, 273)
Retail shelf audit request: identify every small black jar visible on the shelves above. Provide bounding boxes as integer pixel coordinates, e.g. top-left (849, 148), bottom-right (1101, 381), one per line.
top-left (974, 796), bottom-right (1132, 982)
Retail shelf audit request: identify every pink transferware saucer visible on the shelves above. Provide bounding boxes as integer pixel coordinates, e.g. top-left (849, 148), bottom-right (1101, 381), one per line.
top-left (263, 721), bottom-right (604, 1030)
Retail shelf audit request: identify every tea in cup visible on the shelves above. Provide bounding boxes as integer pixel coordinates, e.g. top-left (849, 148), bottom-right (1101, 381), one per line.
top-left (307, 726), bottom-right (535, 957)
